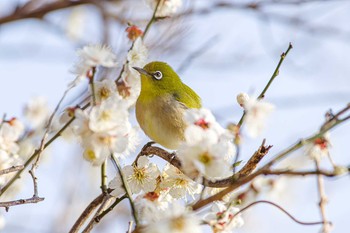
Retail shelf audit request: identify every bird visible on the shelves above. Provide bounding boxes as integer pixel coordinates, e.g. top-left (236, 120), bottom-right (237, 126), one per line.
top-left (133, 61), bottom-right (201, 150)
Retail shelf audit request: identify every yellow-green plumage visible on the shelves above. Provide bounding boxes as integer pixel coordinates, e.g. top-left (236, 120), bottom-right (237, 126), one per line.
top-left (135, 61), bottom-right (201, 149)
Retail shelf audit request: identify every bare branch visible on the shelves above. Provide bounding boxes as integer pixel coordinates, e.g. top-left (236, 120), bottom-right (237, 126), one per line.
top-left (69, 193), bottom-right (105, 233)
top-left (233, 200), bottom-right (330, 226)
top-left (0, 165), bottom-right (24, 176)
top-left (0, 0), bottom-right (93, 25)
top-left (315, 159), bottom-right (333, 233)
top-left (0, 196), bottom-right (44, 210)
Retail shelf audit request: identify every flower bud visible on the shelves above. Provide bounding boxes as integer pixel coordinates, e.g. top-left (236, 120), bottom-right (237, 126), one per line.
top-left (236, 92), bottom-right (250, 108)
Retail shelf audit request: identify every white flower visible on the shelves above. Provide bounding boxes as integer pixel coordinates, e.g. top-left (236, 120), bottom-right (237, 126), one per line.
top-left (93, 79), bottom-right (120, 104)
top-left (146, 0), bottom-right (183, 17)
top-left (0, 123), bottom-right (20, 155)
top-left (123, 156), bottom-right (160, 194)
top-left (135, 192), bottom-right (170, 224)
top-left (109, 174), bottom-right (125, 197)
top-left (23, 96), bottom-right (50, 128)
top-left (160, 164), bottom-right (201, 200)
top-left (204, 201), bottom-right (244, 233)
top-left (70, 44), bottom-right (118, 86)
top-left (82, 135), bottom-right (110, 166)
top-left (178, 135), bottom-right (233, 180)
top-left (89, 97), bottom-right (129, 134)
top-left (118, 64), bottom-right (141, 107)
top-left (142, 203), bottom-right (202, 233)
top-left (243, 98), bottom-right (274, 138)
top-left (179, 108), bottom-right (236, 179)
top-left (183, 108), bottom-right (227, 146)
top-left (71, 109), bottom-right (92, 140)
top-left (236, 92), bottom-right (250, 107)
top-left (305, 133), bottom-right (331, 161)
top-left (77, 44), bottom-right (117, 68)
top-left (127, 37), bottom-right (148, 67)
top-left (71, 98), bottom-right (139, 165)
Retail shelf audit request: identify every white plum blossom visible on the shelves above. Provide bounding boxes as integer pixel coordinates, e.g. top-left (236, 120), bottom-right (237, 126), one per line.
top-left (0, 118), bottom-right (24, 188)
top-left (76, 44), bottom-right (117, 68)
top-left (118, 64), bottom-right (142, 107)
top-left (23, 96), bottom-right (50, 128)
top-left (93, 79), bottom-right (120, 104)
top-left (122, 156), bottom-right (160, 194)
top-left (243, 98), bottom-right (274, 138)
top-left (142, 203), bottom-right (202, 233)
top-left (127, 37), bottom-right (148, 67)
top-left (305, 133), bottom-right (331, 161)
top-left (135, 192), bottom-right (170, 224)
top-left (178, 108), bottom-right (236, 180)
top-left (146, 0), bottom-right (183, 17)
top-left (109, 174), bottom-right (125, 197)
top-left (89, 97), bottom-right (129, 134)
top-left (70, 44), bottom-right (118, 86)
top-left (178, 136), bottom-right (233, 179)
top-left (160, 164), bottom-right (201, 200)
top-left (204, 201), bottom-right (244, 233)
top-left (69, 96), bottom-right (138, 165)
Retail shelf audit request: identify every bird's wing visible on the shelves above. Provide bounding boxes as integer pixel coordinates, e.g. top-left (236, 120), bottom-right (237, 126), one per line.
top-left (172, 83), bottom-right (202, 109)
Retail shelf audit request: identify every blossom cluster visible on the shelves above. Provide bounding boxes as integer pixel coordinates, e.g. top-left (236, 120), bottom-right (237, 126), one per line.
top-left (178, 108), bottom-right (236, 180)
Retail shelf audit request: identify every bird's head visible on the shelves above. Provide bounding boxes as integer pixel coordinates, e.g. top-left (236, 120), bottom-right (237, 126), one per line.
top-left (133, 61), bottom-right (182, 94)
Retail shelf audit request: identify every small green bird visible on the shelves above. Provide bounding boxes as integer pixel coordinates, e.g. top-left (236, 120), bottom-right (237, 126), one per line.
top-left (133, 61), bottom-right (201, 149)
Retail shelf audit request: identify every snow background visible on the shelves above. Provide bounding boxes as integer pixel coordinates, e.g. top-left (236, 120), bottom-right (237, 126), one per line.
top-left (0, 0), bottom-right (350, 232)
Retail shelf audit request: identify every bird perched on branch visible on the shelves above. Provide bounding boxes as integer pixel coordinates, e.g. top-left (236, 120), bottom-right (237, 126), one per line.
top-left (133, 61), bottom-right (201, 149)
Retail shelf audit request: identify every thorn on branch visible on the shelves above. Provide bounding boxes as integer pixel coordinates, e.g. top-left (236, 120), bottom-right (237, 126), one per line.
top-left (236, 139), bottom-right (272, 179)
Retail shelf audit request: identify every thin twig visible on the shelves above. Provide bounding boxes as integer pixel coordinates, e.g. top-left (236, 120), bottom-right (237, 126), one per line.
top-left (0, 165), bottom-right (24, 176)
top-left (101, 160), bottom-right (107, 193)
top-left (233, 200), bottom-right (330, 226)
top-left (235, 139), bottom-right (272, 179)
top-left (111, 155), bottom-right (139, 226)
top-left (238, 43), bottom-right (293, 127)
top-left (0, 103), bottom-right (90, 196)
top-left (94, 194), bottom-right (127, 222)
top-left (315, 158), bottom-right (332, 233)
top-left (0, 196), bottom-right (44, 210)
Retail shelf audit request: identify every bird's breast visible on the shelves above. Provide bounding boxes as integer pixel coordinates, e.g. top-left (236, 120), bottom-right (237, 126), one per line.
top-left (136, 94), bottom-right (187, 149)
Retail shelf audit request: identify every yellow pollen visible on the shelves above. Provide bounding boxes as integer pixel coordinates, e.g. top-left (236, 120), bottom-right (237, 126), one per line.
top-left (175, 178), bottom-right (188, 187)
top-left (199, 152), bottom-right (212, 164)
top-left (85, 149), bottom-right (96, 160)
top-left (133, 167), bottom-right (146, 182)
top-left (171, 216), bottom-right (186, 230)
top-left (99, 87), bottom-right (111, 100)
top-left (100, 111), bottom-right (111, 121)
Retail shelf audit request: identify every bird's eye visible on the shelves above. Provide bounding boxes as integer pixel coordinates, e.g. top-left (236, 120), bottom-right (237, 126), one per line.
top-left (153, 71), bottom-right (163, 80)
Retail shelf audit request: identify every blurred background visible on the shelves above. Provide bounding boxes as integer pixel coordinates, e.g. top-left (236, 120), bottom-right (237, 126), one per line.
top-left (0, 0), bottom-right (350, 232)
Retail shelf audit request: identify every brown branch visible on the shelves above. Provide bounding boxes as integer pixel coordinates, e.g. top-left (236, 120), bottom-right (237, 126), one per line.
top-left (0, 0), bottom-right (93, 25)
top-left (192, 170), bottom-right (263, 210)
top-left (0, 165), bottom-right (24, 176)
top-left (69, 192), bottom-right (106, 233)
top-left (0, 196), bottom-right (44, 210)
top-left (82, 195), bottom-right (113, 233)
top-left (235, 139), bottom-right (272, 179)
top-left (233, 200), bottom-right (330, 226)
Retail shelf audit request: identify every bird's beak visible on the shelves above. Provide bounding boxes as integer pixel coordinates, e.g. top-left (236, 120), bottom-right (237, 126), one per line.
top-left (133, 67), bottom-right (152, 77)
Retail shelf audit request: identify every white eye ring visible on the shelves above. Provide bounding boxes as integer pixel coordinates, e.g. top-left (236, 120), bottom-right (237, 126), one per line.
top-left (153, 71), bottom-right (163, 80)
